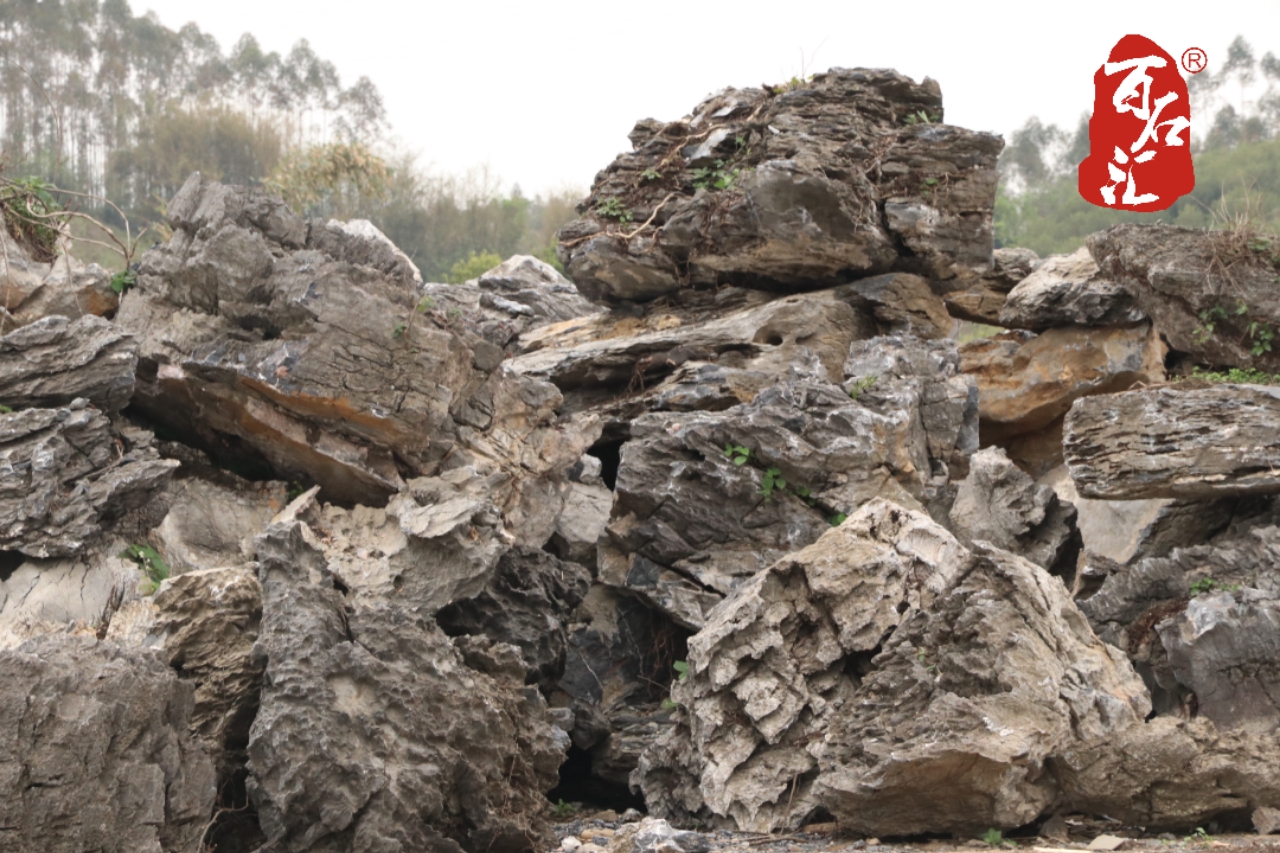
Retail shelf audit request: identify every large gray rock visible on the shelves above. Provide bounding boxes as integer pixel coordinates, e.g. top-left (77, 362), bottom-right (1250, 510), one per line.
top-left (1089, 223), bottom-right (1280, 372)
top-left (600, 340), bottom-right (976, 628)
top-left (1065, 384), bottom-right (1280, 499)
top-left (436, 546), bottom-right (591, 686)
top-left (558, 69), bottom-right (1001, 304)
top-left (0, 315), bottom-right (137, 413)
top-left (246, 514), bottom-right (565, 853)
top-left (635, 499), bottom-right (1149, 835)
top-left (999, 247), bottom-right (1145, 331)
top-left (0, 400), bottom-right (178, 557)
top-left (118, 174), bottom-right (591, 510)
top-left (949, 446), bottom-right (1079, 575)
top-left (0, 634), bottom-right (216, 853)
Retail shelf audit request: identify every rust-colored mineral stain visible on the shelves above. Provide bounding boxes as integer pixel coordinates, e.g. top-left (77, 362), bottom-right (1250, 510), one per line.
top-left (239, 376), bottom-right (412, 442)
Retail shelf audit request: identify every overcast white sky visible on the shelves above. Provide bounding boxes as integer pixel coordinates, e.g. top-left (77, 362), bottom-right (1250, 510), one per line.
top-left (138, 0), bottom-right (1279, 197)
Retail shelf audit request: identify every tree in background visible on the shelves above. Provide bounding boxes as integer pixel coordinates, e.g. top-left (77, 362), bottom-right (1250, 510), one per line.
top-left (995, 34), bottom-right (1280, 255)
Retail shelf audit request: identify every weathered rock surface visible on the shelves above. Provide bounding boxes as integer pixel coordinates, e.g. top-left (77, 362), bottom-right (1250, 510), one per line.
top-left (961, 322), bottom-right (1166, 442)
top-left (949, 446), bottom-right (1079, 574)
top-left (558, 69), bottom-right (1001, 304)
top-left (246, 514), bottom-right (565, 853)
top-left (600, 339), bottom-right (975, 629)
top-left (117, 173), bottom-right (590, 508)
top-left (436, 546), bottom-right (592, 686)
top-left (0, 314), bottom-right (137, 413)
top-left (635, 499), bottom-right (1149, 835)
top-left (999, 247), bottom-right (1145, 331)
top-left (0, 546), bottom-right (141, 646)
top-left (0, 400), bottom-right (178, 557)
top-left (153, 475), bottom-right (286, 574)
top-left (1065, 384), bottom-right (1280, 500)
top-left (942, 246), bottom-right (1039, 325)
top-left (419, 256), bottom-right (601, 353)
top-left (0, 634), bottom-right (215, 853)
top-left (0, 231), bottom-right (118, 333)
top-left (1089, 223), bottom-right (1280, 371)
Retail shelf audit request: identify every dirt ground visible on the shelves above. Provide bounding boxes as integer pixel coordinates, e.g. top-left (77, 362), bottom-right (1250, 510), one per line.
top-left (551, 811), bottom-right (1280, 853)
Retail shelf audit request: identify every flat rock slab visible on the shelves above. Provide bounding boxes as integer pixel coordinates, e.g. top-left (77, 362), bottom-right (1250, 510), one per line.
top-left (1065, 384), bottom-right (1280, 500)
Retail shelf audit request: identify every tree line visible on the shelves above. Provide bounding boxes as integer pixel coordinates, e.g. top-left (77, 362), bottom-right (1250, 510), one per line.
top-left (995, 35), bottom-right (1280, 255)
top-left (0, 0), bottom-right (580, 281)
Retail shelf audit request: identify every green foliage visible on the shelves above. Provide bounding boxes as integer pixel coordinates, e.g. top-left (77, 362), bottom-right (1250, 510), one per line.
top-left (595, 197), bottom-right (633, 224)
top-left (417, 295), bottom-right (436, 312)
top-left (0, 177), bottom-right (62, 262)
top-left (829, 513), bottom-right (848, 526)
top-left (770, 75), bottom-right (814, 94)
top-left (1190, 577), bottom-right (1240, 595)
top-left (266, 140), bottom-right (392, 220)
top-left (641, 168), bottom-right (662, 182)
top-left (110, 268), bottom-right (137, 295)
top-left (691, 159), bottom-right (740, 191)
top-left (446, 251), bottom-right (503, 283)
top-left (848, 375), bottom-right (878, 400)
top-left (1186, 365), bottom-right (1280, 384)
top-left (723, 444), bottom-right (751, 466)
top-left (980, 828), bottom-right (1006, 848)
top-left (672, 660), bottom-right (689, 682)
top-left (391, 323), bottom-right (408, 339)
top-left (551, 799), bottom-right (578, 819)
top-left (760, 467), bottom-right (787, 501)
top-left (0, 404), bottom-right (12, 414)
top-left (1248, 320), bottom-right (1276, 355)
top-left (902, 110), bottom-right (941, 126)
top-left (120, 544), bottom-right (170, 595)
top-left (1184, 827), bottom-right (1211, 844)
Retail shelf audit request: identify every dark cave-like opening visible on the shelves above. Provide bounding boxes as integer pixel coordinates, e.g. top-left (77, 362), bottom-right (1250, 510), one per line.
top-left (546, 746), bottom-right (645, 813)
top-left (587, 438), bottom-right (625, 491)
top-left (0, 550), bottom-right (23, 582)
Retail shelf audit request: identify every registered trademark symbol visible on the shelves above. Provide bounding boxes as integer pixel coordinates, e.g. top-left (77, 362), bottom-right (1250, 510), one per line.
top-left (1182, 47), bottom-right (1207, 74)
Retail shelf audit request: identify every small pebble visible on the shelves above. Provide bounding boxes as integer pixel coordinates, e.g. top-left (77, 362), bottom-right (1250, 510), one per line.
top-left (562, 839), bottom-right (582, 853)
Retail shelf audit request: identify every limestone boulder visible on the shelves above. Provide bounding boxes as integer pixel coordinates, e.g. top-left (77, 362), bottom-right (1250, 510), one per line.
top-left (117, 173), bottom-right (590, 510)
top-left (0, 400), bottom-right (178, 558)
top-left (635, 499), bottom-right (1149, 835)
top-left (999, 246), bottom-right (1145, 331)
top-left (0, 314), bottom-right (137, 413)
top-left (1065, 384), bottom-right (1280, 500)
top-left (558, 69), bottom-right (1001, 304)
top-left (1089, 223), bottom-right (1280, 371)
top-left (246, 515), bottom-right (566, 853)
top-left (0, 634), bottom-right (216, 853)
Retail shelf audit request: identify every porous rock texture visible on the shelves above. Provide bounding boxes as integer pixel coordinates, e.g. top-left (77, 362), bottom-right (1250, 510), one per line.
top-left (635, 499), bottom-right (1150, 836)
top-left (1065, 383), bottom-right (1280, 500)
top-left (246, 509), bottom-right (566, 853)
top-left (1089, 223), bottom-right (1280, 371)
top-left (0, 634), bottom-right (216, 853)
top-left (557, 69), bottom-right (1001, 304)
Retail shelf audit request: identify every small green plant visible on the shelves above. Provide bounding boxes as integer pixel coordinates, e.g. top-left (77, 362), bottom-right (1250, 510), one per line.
top-left (121, 543), bottom-right (170, 595)
top-left (447, 307), bottom-right (462, 320)
top-left (391, 322), bottom-right (408, 339)
top-left (0, 404), bottom-right (11, 414)
top-left (760, 467), bottom-right (787, 501)
top-left (446, 250), bottom-right (502, 283)
top-left (902, 110), bottom-right (941, 126)
top-left (1189, 577), bottom-right (1240, 596)
top-left (595, 197), bottom-right (633, 223)
top-left (1248, 320), bottom-right (1275, 355)
top-left (641, 168), bottom-right (662, 182)
top-left (416, 295), bottom-right (435, 312)
top-left (551, 799), bottom-right (578, 819)
top-left (724, 443), bottom-right (751, 465)
top-left (0, 177), bottom-right (63, 262)
top-left (673, 660), bottom-right (689, 682)
top-left (691, 160), bottom-right (740, 191)
top-left (829, 512), bottom-right (848, 526)
top-left (1184, 827), bottom-right (1211, 844)
top-left (770, 75), bottom-right (813, 94)
top-left (1187, 365), bottom-right (1280, 384)
top-left (980, 828), bottom-right (1007, 848)
top-left (848, 374), bottom-right (878, 400)
top-left (109, 268), bottom-right (137, 295)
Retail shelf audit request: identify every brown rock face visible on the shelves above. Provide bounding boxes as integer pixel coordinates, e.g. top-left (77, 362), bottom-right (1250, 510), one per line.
top-left (1065, 384), bottom-right (1280, 500)
top-left (557, 69), bottom-right (1001, 305)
